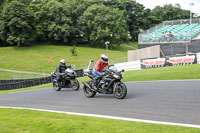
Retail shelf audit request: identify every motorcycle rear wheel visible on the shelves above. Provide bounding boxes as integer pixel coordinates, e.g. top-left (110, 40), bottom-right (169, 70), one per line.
top-left (114, 82), bottom-right (127, 99)
top-left (83, 84), bottom-right (96, 98)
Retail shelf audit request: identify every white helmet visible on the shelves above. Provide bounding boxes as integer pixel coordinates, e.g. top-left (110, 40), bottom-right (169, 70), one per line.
top-left (100, 54), bottom-right (108, 64)
top-left (60, 59), bottom-right (66, 66)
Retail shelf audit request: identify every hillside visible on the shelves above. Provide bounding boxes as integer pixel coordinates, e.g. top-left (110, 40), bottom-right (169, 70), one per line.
top-left (0, 44), bottom-right (135, 73)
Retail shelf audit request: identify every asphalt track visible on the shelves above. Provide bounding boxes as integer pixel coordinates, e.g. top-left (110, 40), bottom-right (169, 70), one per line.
top-left (0, 80), bottom-right (200, 126)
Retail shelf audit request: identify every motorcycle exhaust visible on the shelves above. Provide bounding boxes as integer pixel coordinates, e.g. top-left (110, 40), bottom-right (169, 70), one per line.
top-left (82, 81), bottom-right (92, 89)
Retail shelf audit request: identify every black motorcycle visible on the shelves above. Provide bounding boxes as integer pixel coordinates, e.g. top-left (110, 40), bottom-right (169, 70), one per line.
top-left (51, 68), bottom-right (80, 91)
top-left (82, 66), bottom-right (127, 99)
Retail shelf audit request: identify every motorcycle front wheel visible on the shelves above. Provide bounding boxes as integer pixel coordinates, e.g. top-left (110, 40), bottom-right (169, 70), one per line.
top-left (114, 82), bottom-right (127, 99)
top-left (53, 80), bottom-right (61, 91)
top-left (71, 79), bottom-right (80, 91)
top-left (83, 84), bottom-right (96, 98)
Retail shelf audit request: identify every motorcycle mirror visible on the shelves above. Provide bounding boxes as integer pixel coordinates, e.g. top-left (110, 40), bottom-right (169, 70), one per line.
top-left (121, 69), bottom-right (125, 72)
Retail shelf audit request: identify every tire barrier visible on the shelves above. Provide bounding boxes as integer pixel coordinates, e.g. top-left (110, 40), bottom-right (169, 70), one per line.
top-left (0, 69), bottom-right (83, 91)
top-left (0, 76), bottom-right (53, 91)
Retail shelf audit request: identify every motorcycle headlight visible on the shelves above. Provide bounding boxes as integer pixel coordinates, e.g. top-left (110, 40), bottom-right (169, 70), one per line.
top-left (113, 74), bottom-right (120, 79)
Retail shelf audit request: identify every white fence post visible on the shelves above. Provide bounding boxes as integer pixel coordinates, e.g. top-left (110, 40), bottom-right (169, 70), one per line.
top-left (197, 53), bottom-right (200, 64)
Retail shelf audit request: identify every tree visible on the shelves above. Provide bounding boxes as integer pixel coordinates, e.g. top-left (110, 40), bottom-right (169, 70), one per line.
top-left (91, 0), bottom-right (146, 41)
top-left (0, 0), bottom-right (35, 46)
top-left (63, 0), bottom-right (90, 44)
top-left (79, 4), bottom-right (128, 47)
top-left (151, 4), bottom-right (190, 22)
top-left (29, 0), bottom-right (49, 41)
top-left (43, 0), bottom-right (73, 43)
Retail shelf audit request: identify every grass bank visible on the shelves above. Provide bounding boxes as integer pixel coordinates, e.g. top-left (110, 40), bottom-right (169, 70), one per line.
top-left (0, 44), bottom-right (135, 73)
top-left (0, 108), bottom-right (199, 133)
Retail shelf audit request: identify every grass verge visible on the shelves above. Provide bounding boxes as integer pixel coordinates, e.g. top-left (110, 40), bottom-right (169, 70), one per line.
top-left (0, 108), bottom-right (199, 133)
top-left (0, 83), bottom-right (52, 95)
top-left (122, 64), bottom-right (200, 82)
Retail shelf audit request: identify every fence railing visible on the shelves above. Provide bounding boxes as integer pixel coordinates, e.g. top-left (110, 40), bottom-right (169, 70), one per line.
top-left (139, 18), bottom-right (200, 44)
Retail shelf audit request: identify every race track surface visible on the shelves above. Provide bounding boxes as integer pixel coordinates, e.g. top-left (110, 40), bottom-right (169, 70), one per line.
top-left (0, 80), bottom-right (200, 125)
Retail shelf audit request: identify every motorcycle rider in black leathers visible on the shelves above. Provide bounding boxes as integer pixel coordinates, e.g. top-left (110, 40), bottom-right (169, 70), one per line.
top-left (55, 59), bottom-right (71, 81)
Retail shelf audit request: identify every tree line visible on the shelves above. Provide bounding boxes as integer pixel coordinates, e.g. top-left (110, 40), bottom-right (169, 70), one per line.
top-left (0, 0), bottom-right (191, 47)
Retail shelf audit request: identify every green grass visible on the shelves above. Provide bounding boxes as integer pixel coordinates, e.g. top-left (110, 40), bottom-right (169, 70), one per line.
top-left (122, 64), bottom-right (200, 82)
top-left (0, 71), bottom-right (44, 80)
top-left (0, 44), bottom-right (132, 73)
top-left (113, 43), bottom-right (136, 51)
top-left (0, 83), bottom-right (52, 95)
top-left (0, 108), bottom-right (199, 133)
top-left (127, 41), bottom-right (138, 48)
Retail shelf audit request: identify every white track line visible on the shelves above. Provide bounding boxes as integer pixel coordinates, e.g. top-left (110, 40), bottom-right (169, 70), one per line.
top-left (0, 106), bottom-right (200, 129)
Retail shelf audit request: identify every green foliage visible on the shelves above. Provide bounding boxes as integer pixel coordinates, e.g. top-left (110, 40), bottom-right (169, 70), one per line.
top-left (0, 0), bottom-right (35, 46)
top-left (45, 0), bottom-right (72, 43)
top-left (79, 4), bottom-right (128, 47)
top-left (63, 0), bottom-right (90, 44)
top-left (0, 0), bottom-right (192, 46)
top-left (151, 4), bottom-right (190, 23)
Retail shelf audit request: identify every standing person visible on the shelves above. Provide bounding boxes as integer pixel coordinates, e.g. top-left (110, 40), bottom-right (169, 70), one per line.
top-left (92, 54), bottom-right (109, 90)
top-left (161, 32), bottom-right (165, 41)
top-left (169, 31), bottom-right (174, 41)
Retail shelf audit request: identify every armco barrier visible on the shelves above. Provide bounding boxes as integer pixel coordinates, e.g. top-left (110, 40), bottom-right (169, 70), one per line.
top-left (0, 69), bottom-right (84, 91)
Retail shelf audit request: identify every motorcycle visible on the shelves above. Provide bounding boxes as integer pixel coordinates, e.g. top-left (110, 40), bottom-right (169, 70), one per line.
top-left (82, 66), bottom-right (127, 99)
top-left (51, 68), bottom-right (80, 91)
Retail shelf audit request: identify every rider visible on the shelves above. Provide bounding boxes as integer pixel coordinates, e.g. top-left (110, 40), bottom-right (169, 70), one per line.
top-left (55, 59), bottom-right (71, 81)
top-left (92, 54), bottom-right (109, 90)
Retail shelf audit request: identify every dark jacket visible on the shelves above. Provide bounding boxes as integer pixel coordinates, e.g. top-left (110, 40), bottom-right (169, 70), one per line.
top-left (55, 64), bottom-right (71, 74)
